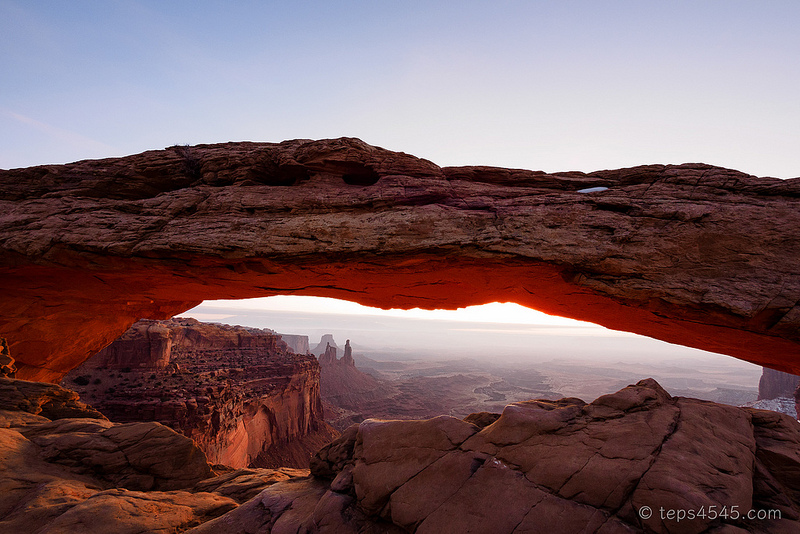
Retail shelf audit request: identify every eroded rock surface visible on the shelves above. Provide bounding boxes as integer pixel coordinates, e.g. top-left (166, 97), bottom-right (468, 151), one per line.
top-left (1, 138), bottom-right (799, 381)
top-left (4, 377), bottom-right (799, 533)
top-left (0, 376), bottom-right (106, 421)
top-left (63, 318), bottom-right (337, 469)
top-left (0, 376), bottom-right (313, 533)
top-left (278, 379), bottom-right (799, 534)
top-left (758, 367), bottom-right (800, 401)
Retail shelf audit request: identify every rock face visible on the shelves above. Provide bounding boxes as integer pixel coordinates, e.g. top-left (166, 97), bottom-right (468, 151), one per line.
top-left (0, 338), bottom-right (16, 378)
top-left (758, 367), bottom-right (800, 400)
top-left (279, 333), bottom-right (310, 355)
top-left (318, 342), bottom-right (339, 366)
top-left (4, 374), bottom-right (800, 533)
top-left (0, 375), bottom-right (106, 421)
top-left (0, 376), bottom-right (312, 533)
top-left (184, 378), bottom-right (800, 534)
top-left (1, 138), bottom-right (799, 381)
top-left (63, 318), bottom-right (337, 469)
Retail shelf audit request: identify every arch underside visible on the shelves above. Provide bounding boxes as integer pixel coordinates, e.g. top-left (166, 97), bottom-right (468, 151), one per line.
top-left (1, 138), bottom-right (798, 381)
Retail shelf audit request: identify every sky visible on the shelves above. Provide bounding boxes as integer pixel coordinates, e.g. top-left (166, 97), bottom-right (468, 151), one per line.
top-left (2, 2), bottom-right (795, 372)
top-left (180, 296), bottom-right (762, 376)
top-left (2, 1), bottom-right (799, 178)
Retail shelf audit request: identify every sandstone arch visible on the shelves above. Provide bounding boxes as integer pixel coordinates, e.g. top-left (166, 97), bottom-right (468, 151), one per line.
top-left (1, 137), bottom-right (799, 382)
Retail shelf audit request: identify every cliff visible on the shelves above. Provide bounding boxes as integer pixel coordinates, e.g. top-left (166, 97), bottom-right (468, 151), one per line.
top-left (757, 367), bottom-right (800, 400)
top-left (63, 318), bottom-right (337, 469)
top-left (0, 375), bottom-right (312, 533)
top-left (316, 339), bottom-right (395, 430)
top-left (279, 333), bottom-right (310, 355)
top-left (2, 138), bottom-right (799, 382)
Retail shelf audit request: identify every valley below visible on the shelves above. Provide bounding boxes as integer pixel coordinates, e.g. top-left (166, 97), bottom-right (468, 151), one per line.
top-left (315, 339), bottom-right (766, 430)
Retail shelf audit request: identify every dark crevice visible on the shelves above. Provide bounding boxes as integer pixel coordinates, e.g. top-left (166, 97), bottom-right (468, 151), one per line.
top-left (342, 164), bottom-right (381, 186)
top-left (245, 164), bottom-right (310, 186)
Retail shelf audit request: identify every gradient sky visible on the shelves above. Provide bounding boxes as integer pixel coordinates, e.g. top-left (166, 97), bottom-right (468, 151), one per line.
top-left (2, 2), bottom-right (797, 364)
top-left (2, 1), bottom-right (799, 178)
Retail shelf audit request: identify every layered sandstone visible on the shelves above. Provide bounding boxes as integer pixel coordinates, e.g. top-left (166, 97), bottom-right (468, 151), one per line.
top-left (1, 138), bottom-right (799, 381)
top-left (758, 367), bottom-right (800, 400)
top-left (189, 379), bottom-right (800, 534)
top-left (0, 376), bottom-right (311, 533)
top-left (5, 374), bottom-right (800, 533)
top-left (63, 318), bottom-right (337, 469)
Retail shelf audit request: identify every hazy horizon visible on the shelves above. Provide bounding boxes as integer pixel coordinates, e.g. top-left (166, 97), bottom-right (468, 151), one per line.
top-left (179, 297), bottom-right (763, 372)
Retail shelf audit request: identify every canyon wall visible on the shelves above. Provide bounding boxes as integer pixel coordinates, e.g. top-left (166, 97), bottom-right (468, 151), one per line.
top-left (279, 334), bottom-right (310, 355)
top-left (1, 138), bottom-right (799, 381)
top-left (758, 367), bottom-right (800, 400)
top-left (63, 318), bottom-right (337, 469)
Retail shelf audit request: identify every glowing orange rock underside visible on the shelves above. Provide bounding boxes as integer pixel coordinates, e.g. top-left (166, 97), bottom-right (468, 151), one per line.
top-left (3, 255), bottom-right (798, 383)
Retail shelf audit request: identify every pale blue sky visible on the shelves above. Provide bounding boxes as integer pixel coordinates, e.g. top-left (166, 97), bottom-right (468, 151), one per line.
top-left (2, 1), bottom-right (799, 177)
top-left (3, 2), bottom-right (790, 369)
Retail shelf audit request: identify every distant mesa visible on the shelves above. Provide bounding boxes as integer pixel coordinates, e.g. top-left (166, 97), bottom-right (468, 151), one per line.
top-left (311, 334), bottom-right (339, 357)
top-left (278, 333), bottom-right (309, 355)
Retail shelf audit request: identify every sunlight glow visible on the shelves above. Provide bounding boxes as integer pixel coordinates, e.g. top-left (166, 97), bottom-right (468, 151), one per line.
top-left (197, 296), bottom-right (603, 328)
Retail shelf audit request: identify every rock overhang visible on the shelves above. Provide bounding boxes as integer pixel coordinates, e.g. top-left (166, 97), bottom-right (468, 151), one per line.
top-left (1, 137), bottom-right (799, 381)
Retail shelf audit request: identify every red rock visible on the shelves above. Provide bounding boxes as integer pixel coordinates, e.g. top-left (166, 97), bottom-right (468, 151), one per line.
top-left (302, 379), bottom-right (800, 533)
top-left (0, 376), bottom-right (106, 421)
top-left (758, 367), bottom-right (800, 400)
top-left (0, 338), bottom-right (15, 377)
top-left (5, 376), bottom-right (800, 532)
top-left (63, 318), bottom-right (337, 469)
top-left (1, 138), bottom-right (799, 381)
top-left (0, 376), bottom-right (316, 532)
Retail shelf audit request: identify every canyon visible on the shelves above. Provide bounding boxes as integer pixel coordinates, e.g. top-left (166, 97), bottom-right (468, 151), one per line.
top-left (1, 138), bottom-right (799, 382)
top-left (62, 318), bottom-right (337, 469)
top-left (316, 336), bottom-right (561, 431)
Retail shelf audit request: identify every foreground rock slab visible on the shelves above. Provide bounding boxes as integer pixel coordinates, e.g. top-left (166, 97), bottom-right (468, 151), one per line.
top-left (3, 377), bottom-right (799, 533)
top-left (0, 377), bottom-right (310, 532)
top-left (208, 379), bottom-right (799, 534)
top-left (1, 138), bottom-right (799, 381)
